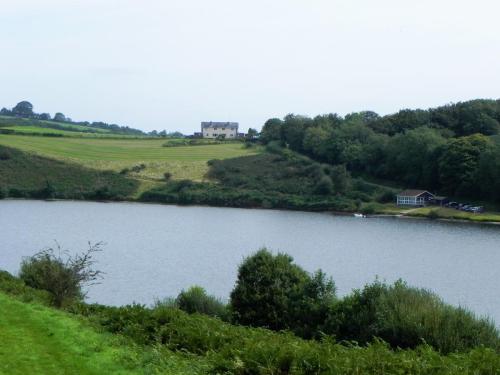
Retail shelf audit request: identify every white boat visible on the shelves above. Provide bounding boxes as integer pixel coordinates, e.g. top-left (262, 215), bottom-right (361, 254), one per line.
top-left (353, 213), bottom-right (366, 218)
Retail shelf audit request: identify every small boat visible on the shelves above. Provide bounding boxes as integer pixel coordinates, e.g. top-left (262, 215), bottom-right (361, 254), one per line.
top-left (353, 213), bottom-right (366, 218)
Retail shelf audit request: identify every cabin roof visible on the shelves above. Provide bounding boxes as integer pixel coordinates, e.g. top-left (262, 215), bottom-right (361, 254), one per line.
top-left (397, 189), bottom-right (434, 197)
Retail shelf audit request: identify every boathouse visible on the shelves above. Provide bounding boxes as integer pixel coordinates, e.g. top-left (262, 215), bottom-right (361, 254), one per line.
top-left (396, 190), bottom-right (435, 206)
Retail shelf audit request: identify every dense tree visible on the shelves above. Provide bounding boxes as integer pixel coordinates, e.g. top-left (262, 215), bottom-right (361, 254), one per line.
top-left (477, 145), bottom-right (500, 202)
top-left (383, 127), bottom-right (446, 188)
top-left (0, 107), bottom-right (12, 116)
top-left (438, 134), bottom-right (493, 197)
top-left (38, 113), bottom-right (51, 121)
top-left (260, 118), bottom-right (283, 144)
top-left (53, 112), bottom-right (66, 122)
top-left (230, 249), bottom-right (336, 338)
top-left (260, 99), bottom-right (500, 202)
top-left (281, 114), bottom-right (312, 152)
top-left (246, 128), bottom-right (258, 139)
top-left (12, 101), bottom-right (34, 117)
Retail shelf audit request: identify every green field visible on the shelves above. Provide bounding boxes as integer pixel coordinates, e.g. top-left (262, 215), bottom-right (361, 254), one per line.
top-left (0, 293), bottom-right (206, 375)
top-left (0, 134), bottom-right (259, 182)
top-left (0, 116), bottom-right (112, 133)
top-left (0, 126), bottom-right (144, 138)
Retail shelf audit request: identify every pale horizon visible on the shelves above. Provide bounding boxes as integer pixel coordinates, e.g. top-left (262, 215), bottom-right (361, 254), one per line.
top-left (1, 0), bottom-right (499, 133)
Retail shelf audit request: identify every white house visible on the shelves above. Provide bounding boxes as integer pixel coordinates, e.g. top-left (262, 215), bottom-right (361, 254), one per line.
top-left (201, 122), bottom-right (238, 139)
top-left (396, 190), bottom-right (435, 206)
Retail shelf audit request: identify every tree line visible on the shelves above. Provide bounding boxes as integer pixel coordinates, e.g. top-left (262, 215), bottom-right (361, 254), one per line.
top-left (260, 99), bottom-right (500, 202)
top-left (1, 101), bottom-right (145, 136)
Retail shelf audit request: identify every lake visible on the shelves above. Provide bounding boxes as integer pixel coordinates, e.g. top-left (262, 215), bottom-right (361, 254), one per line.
top-left (1, 200), bottom-right (499, 324)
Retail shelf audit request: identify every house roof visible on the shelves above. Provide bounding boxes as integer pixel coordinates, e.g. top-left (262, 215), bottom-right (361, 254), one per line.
top-left (201, 121), bottom-right (239, 129)
top-left (397, 189), bottom-right (434, 197)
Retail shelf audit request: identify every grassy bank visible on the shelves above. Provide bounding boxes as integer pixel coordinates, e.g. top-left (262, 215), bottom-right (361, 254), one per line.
top-left (404, 206), bottom-right (500, 223)
top-left (0, 271), bottom-right (499, 375)
top-left (370, 204), bottom-right (500, 223)
top-left (0, 292), bottom-right (208, 374)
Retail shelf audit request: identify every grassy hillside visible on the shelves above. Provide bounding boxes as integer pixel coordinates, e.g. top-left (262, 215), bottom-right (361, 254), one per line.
top-left (0, 116), bottom-right (112, 133)
top-left (0, 293), bottom-right (207, 375)
top-left (0, 145), bottom-right (139, 199)
top-left (0, 134), bottom-right (259, 183)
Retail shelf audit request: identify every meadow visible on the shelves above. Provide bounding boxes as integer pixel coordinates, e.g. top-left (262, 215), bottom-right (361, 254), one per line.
top-left (0, 134), bottom-right (259, 182)
top-left (0, 116), bottom-right (112, 133)
top-left (0, 126), bottom-right (146, 138)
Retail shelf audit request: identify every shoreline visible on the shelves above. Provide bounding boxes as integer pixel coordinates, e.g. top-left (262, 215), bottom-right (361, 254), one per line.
top-left (3, 197), bottom-right (500, 226)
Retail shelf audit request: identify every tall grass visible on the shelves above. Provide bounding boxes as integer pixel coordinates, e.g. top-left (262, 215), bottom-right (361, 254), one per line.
top-left (336, 280), bottom-right (499, 353)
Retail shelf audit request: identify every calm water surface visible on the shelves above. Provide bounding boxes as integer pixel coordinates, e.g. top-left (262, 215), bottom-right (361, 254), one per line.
top-left (1, 200), bottom-right (499, 324)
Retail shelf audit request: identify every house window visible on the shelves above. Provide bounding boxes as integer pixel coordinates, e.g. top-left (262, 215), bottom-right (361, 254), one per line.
top-left (222, 127), bottom-right (225, 130)
top-left (213, 133), bottom-right (217, 136)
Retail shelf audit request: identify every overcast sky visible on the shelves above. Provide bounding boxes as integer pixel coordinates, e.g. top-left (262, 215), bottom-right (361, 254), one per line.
top-left (1, 0), bottom-right (499, 133)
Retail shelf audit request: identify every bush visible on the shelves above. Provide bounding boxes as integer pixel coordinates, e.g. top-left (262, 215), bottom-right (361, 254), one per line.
top-left (361, 203), bottom-right (377, 215)
top-left (130, 164), bottom-right (146, 173)
top-left (163, 172), bottom-right (172, 181)
top-left (230, 248), bottom-right (336, 338)
top-left (74, 299), bottom-right (500, 374)
top-left (336, 280), bottom-right (500, 353)
top-left (427, 209), bottom-right (440, 219)
top-left (314, 175), bottom-right (334, 195)
top-left (19, 242), bottom-right (104, 307)
top-left (377, 190), bottom-right (396, 203)
top-left (0, 187), bottom-right (5, 199)
top-left (0, 270), bottom-right (51, 305)
top-left (176, 286), bottom-right (228, 320)
top-left (0, 149), bottom-right (11, 160)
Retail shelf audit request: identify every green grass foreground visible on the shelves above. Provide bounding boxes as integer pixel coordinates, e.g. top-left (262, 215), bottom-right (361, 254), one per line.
top-left (0, 293), bottom-right (208, 375)
top-left (0, 284), bottom-right (499, 375)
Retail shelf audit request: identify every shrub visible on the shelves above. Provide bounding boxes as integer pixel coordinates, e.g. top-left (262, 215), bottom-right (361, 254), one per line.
top-left (230, 248), bottom-right (336, 338)
top-left (428, 209), bottom-right (440, 219)
top-left (19, 242), bottom-right (104, 307)
top-left (74, 299), bottom-right (500, 374)
top-left (163, 172), bottom-right (172, 181)
top-left (0, 187), bottom-right (5, 199)
top-left (176, 285), bottom-right (228, 320)
top-left (8, 188), bottom-right (27, 198)
top-left (360, 203), bottom-right (377, 215)
top-left (377, 190), bottom-right (396, 203)
top-left (265, 141), bottom-right (284, 154)
top-left (0, 149), bottom-right (11, 160)
top-left (336, 280), bottom-right (500, 353)
top-left (0, 270), bottom-right (51, 305)
top-left (130, 164), bottom-right (146, 173)
top-left (314, 175), bottom-right (334, 195)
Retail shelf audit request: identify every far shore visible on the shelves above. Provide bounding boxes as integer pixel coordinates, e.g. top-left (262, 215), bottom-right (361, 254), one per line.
top-left (3, 197), bottom-right (500, 226)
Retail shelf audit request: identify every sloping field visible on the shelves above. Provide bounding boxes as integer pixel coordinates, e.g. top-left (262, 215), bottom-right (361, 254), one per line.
top-left (0, 134), bottom-right (259, 182)
top-left (0, 126), bottom-right (145, 138)
top-left (0, 116), bottom-right (112, 133)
